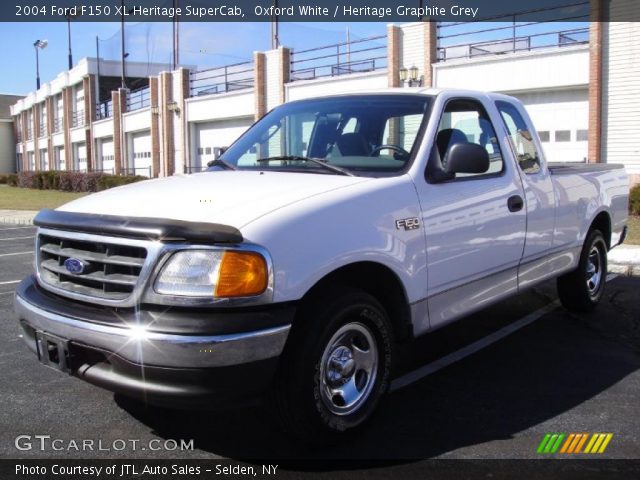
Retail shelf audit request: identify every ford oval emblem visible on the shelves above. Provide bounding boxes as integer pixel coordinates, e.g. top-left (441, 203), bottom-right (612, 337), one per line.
top-left (64, 258), bottom-right (86, 275)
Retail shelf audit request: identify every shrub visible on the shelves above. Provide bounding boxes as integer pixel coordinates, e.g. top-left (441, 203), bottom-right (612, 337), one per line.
top-left (17, 171), bottom-right (38, 189)
top-left (0, 174), bottom-right (9, 184)
top-left (14, 171), bottom-right (146, 193)
top-left (7, 174), bottom-right (18, 186)
top-left (631, 183), bottom-right (640, 216)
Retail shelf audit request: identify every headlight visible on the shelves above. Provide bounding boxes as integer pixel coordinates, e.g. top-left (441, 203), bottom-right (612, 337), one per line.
top-left (154, 250), bottom-right (268, 298)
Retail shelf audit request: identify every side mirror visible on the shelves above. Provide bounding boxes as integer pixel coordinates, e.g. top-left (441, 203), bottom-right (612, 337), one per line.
top-left (445, 143), bottom-right (489, 174)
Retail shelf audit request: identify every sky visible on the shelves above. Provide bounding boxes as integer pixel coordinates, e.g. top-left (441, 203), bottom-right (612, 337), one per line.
top-left (0, 21), bottom-right (386, 95)
top-left (0, 0), bottom-right (588, 97)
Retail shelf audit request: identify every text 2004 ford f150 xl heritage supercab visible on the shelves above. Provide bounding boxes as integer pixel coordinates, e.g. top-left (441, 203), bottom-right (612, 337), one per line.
top-left (15, 89), bottom-right (629, 439)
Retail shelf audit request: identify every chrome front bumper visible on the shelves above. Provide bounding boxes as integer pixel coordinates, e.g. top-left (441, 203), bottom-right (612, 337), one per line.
top-left (15, 291), bottom-right (291, 370)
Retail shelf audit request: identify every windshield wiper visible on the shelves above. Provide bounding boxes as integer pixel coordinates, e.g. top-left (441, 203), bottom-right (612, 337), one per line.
top-left (256, 156), bottom-right (354, 177)
top-left (206, 158), bottom-right (236, 170)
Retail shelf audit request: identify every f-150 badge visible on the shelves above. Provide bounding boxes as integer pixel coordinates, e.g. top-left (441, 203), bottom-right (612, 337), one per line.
top-left (395, 217), bottom-right (420, 231)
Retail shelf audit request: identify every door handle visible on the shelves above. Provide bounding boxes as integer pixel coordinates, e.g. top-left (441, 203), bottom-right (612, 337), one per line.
top-left (507, 195), bottom-right (524, 212)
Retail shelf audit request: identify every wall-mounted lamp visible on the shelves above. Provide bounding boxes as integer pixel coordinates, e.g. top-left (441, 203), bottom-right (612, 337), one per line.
top-left (167, 101), bottom-right (180, 114)
top-left (399, 65), bottom-right (423, 87)
top-left (150, 105), bottom-right (159, 115)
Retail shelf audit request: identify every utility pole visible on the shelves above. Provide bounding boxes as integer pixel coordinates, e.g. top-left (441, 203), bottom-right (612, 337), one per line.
top-left (121, 0), bottom-right (127, 88)
top-left (271, 0), bottom-right (279, 49)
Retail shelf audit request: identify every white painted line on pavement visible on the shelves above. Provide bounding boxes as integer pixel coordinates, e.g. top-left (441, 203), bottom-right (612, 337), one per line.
top-left (391, 274), bottom-right (620, 392)
top-left (0, 280), bottom-right (20, 285)
top-left (0, 226), bottom-right (36, 231)
top-left (0, 291), bottom-right (15, 296)
top-left (0, 236), bottom-right (34, 241)
top-left (0, 251), bottom-right (33, 257)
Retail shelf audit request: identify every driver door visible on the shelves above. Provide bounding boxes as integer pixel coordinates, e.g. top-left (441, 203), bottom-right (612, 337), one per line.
top-left (415, 96), bottom-right (526, 329)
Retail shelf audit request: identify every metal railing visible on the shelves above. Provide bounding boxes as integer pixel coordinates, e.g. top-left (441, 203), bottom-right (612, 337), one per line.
top-left (184, 165), bottom-right (208, 174)
top-left (437, 1), bottom-right (590, 62)
top-left (53, 117), bottom-right (63, 133)
top-left (26, 127), bottom-right (33, 140)
top-left (71, 110), bottom-right (85, 128)
top-left (38, 123), bottom-right (46, 137)
top-left (189, 61), bottom-right (254, 97)
top-left (290, 35), bottom-right (387, 82)
top-left (127, 86), bottom-right (150, 111)
top-left (97, 99), bottom-right (113, 119)
top-left (121, 166), bottom-right (151, 177)
top-left (94, 167), bottom-right (115, 174)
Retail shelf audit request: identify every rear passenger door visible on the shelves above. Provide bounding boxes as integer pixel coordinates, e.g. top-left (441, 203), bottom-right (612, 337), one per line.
top-left (414, 96), bottom-right (527, 329)
top-left (496, 100), bottom-right (557, 289)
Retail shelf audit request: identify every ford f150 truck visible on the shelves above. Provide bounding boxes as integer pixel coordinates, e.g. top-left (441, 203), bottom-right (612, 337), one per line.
top-left (15, 89), bottom-right (629, 439)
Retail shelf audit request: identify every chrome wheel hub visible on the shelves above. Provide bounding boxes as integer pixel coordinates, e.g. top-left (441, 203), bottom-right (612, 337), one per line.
top-left (586, 245), bottom-right (602, 295)
top-left (319, 322), bottom-right (378, 416)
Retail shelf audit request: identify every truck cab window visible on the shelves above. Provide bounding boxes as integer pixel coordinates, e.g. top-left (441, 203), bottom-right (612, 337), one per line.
top-left (220, 95), bottom-right (431, 176)
top-left (434, 99), bottom-right (504, 178)
top-left (496, 100), bottom-right (541, 174)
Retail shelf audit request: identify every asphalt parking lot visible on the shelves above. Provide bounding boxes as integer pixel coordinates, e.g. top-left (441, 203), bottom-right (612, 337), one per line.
top-left (0, 223), bottom-right (639, 469)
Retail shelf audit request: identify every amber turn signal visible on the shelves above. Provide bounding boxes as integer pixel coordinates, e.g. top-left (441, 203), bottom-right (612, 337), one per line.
top-left (215, 251), bottom-right (268, 298)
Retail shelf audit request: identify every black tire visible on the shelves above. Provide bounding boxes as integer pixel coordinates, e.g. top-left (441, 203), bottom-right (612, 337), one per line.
top-left (270, 288), bottom-right (393, 441)
top-left (557, 229), bottom-right (607, 312)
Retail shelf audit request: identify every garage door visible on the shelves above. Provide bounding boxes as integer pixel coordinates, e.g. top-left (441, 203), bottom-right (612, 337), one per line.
top-left (193, 117), bottom-right (252, 171)
top-left (131, 131), bottom-right (151, 176)
top-left (513, 89), bottom-right (588, 163)
top-left (99, 138), bottom-right (115, 174)
top-left (75, 143), bottom-right (87, 172)
top-left (602, 19), bottom-right (640, 173)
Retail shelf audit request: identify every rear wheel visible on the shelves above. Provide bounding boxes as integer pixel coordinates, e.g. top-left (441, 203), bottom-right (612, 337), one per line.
top-left (557, 229), bottom-right (607, 312)
top-left (270, 289), bottom-right (393, 441)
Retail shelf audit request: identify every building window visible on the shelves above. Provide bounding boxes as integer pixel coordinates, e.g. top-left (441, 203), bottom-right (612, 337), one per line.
top-left (555, 130), bottom-right (571, 142)
top-left (576, 129), bottom-right (588, 141)
top-left (538, 131), bottom-right (550, 142)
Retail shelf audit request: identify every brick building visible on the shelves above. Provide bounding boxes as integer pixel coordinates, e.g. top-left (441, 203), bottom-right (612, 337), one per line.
top-left (9, 0), bottom-right (640, 185)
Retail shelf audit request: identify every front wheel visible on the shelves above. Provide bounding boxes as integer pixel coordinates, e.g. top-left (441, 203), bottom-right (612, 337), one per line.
top-left (270, 289), bottom-right (393, 441)
top-left (557, 229), bottom-right (608, 312)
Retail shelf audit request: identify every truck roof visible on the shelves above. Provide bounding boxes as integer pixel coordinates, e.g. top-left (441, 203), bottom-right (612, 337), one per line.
top-left (290, 87), bottom-right (519, 103)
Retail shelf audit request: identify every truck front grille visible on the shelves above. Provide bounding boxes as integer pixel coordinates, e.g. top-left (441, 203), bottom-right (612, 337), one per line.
top-left (38, 233), bottom-right (148, 301)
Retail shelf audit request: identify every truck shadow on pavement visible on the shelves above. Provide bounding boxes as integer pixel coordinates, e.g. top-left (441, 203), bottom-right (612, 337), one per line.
top-left (116, 277), bottom-right (640, 467)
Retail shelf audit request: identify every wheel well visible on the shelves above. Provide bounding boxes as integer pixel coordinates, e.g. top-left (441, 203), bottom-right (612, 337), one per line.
top-left (298, 262), bottom-right (413, 343)
top-left (590, 211), bottom-right (612, 250)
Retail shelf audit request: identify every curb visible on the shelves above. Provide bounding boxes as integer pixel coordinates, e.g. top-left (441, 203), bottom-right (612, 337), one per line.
top-left (0, 211), bottom-right (38, 226)
top-left (608, 264), bottom-right (640, 276)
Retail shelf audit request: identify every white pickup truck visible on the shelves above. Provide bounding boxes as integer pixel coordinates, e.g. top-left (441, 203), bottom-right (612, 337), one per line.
top-left (15, 89), bottom-right (629, 439)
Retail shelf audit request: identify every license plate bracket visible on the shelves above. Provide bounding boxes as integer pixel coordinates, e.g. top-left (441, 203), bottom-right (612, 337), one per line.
top-left (35, 331), bottom-right (72, 374)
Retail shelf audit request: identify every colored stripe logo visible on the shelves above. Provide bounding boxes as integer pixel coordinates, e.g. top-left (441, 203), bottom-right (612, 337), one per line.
top-left (537, 433), bottom-right (613, 454)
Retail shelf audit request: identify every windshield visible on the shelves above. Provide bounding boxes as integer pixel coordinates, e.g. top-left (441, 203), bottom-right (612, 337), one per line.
top-left (217, 94), bottom-right (431, 176)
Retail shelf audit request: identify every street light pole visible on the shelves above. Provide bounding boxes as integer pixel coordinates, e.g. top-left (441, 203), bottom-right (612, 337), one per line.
top-left (35, 46), bottom-right (40, 90)
top-left (66, 15), bottom-right (73, 69)
top-left (33, 39), bottom-right (48, 90)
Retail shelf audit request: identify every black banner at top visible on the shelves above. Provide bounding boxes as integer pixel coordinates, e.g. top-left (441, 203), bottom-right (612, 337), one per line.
top-left (6, 0), bottom-right (636, 23)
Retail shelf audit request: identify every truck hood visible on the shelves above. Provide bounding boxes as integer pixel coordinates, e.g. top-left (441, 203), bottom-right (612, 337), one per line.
top-left (57, 171), bottom-right (370, 230)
